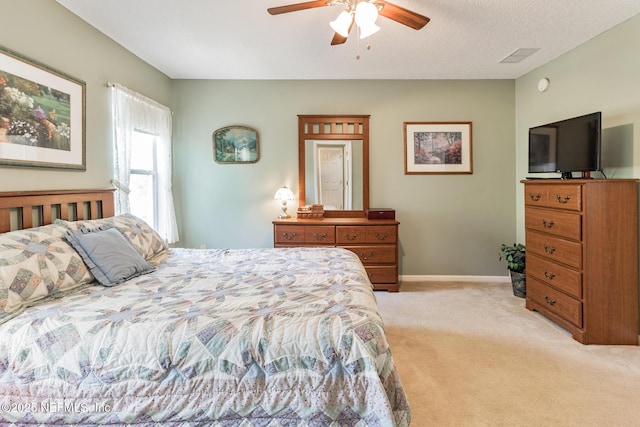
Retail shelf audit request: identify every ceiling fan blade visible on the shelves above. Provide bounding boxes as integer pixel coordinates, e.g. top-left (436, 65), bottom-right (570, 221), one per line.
top-left (268, 0), bottom-right (329, 15)
top-left (376, 1), bottom-right (430, 30)
top-left (331, 33), bottom-right (348, 45)
top-left (330, 16), bottom-right (354, 45)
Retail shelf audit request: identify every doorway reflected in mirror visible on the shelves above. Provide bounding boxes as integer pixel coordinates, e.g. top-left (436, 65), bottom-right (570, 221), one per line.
top-left (304, 140), bottom-right (363, 210)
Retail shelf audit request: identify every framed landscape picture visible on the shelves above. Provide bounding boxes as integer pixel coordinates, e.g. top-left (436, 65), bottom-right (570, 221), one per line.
top-left (0, 46), bottom-right (86, 170)
top-left (213, 125), bottom-right (259, 164)
top-left (404, 122), bottom-right (473, 174)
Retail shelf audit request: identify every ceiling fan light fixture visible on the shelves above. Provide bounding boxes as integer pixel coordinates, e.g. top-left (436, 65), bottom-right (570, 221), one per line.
top-left (269, 0), bottom-right (430, 47)
top-left (330, 10), bottom-right (353, 37)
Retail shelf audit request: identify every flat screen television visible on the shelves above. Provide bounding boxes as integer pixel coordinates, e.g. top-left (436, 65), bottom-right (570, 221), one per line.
top-left (528, 112), bottom-right (601, 179)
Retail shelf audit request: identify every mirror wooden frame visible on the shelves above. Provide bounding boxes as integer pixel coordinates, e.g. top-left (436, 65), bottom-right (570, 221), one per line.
top-left (298, 114), bottom-right (370, 218)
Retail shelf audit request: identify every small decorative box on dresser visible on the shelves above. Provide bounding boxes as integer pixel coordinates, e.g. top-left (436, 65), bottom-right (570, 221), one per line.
top-left (522, 179), bottom-right (639, 345)
top-left (273, 217), bottom-right (400, 291)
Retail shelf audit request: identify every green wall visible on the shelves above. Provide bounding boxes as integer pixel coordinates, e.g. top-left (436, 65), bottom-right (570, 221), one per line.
top-left (515, 14), bottom-right (640, 242)
top-left (0, 0), bottom-right (171, 192)
top-left (172, 80), bottom-right (516, 276)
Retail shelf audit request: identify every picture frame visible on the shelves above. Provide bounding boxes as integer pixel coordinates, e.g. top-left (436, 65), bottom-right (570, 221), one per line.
top-left (0, 46), bottom-right (86, 170)
top-left (213, 125), bottom-right (259, 164)
top-left (404, 122), bottom-right (473, 174)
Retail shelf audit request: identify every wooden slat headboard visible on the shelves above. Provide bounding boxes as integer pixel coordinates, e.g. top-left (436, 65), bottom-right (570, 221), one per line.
top-left (0, 189), bottom-right (115, 232)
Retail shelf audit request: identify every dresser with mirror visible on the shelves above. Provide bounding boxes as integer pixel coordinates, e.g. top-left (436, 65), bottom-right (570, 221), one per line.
top-left (273, 114), bottom-right (400, 291)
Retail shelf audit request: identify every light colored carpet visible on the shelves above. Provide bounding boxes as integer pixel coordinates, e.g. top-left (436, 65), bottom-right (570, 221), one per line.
top-left (375, 281), bottom-right (640, 427)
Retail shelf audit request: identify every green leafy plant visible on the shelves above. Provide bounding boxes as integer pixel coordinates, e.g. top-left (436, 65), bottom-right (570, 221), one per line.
top-left (499, 243), bottom-right (526, 273)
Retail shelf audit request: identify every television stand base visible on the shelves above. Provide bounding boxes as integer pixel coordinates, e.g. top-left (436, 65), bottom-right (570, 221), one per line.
top-left (561, 172), bottom-right (574, 179)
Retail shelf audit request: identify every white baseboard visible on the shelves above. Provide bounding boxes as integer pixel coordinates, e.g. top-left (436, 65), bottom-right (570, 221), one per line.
top-left (399, 275), bottom-right (511, 283)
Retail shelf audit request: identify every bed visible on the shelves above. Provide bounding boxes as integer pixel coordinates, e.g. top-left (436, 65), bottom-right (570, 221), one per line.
top-left (0, 190), bottom-right (410, 426)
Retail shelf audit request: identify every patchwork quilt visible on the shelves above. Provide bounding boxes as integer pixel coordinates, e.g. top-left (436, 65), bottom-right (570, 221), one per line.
top-left (0, 247), bottom-right (410, 426)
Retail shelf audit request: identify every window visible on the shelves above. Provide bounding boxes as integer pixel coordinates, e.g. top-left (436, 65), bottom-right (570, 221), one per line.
top-left (111, 83), bottom-right (178, 244)
top-left (129, 131), bottom-right (158, 229)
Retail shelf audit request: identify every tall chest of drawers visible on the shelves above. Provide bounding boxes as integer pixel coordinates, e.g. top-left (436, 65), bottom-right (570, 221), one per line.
top-left (273, 217), bottom-right (400, 291)
top-left (522, 179), bottom-right (638, 345)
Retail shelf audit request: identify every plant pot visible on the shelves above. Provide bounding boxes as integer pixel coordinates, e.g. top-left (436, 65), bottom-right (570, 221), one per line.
top-left (509, 270), bottom-right (526, 298)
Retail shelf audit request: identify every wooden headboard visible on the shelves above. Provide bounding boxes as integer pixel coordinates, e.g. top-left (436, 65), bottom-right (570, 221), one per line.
top-left (0, 189), bottom-right (115, 233)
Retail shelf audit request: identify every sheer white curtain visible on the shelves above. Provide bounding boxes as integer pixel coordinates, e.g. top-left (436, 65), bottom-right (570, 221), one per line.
top-left (110, 83), bottom-right (179, 244)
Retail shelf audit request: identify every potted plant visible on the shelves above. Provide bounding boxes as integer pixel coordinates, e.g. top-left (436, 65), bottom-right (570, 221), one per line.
top-left (499, 243), bottom-right (526, 298)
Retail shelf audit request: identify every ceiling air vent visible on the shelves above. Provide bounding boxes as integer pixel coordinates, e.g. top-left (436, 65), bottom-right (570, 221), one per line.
top-left (500, 48), bottom-right (540, 64)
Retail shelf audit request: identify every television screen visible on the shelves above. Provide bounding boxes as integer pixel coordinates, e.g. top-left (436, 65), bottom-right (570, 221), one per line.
top-left (528, 112), bottom-right (601, 176)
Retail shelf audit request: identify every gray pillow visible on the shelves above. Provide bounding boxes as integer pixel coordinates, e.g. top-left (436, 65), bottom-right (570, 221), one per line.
top-left (65, 225), bottom-right (154, 287)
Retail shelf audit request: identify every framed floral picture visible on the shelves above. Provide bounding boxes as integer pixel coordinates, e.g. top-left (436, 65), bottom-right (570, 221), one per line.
top-left (0, 46), bottom-right (85, 170)
top-left (404, 122), bottom-right (473, 174)
top-left (213, 125), bottom-right (259, 164)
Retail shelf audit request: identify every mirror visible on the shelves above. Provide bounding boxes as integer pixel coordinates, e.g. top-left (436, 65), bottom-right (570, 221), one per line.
top-left (298, 115), bottom-right (369, 218)
top-left (303, 140), bottom-right (364, 210)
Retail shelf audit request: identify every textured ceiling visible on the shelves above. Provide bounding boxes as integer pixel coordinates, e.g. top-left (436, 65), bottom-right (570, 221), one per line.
top-left (56, 0), bottom-right (640, 80)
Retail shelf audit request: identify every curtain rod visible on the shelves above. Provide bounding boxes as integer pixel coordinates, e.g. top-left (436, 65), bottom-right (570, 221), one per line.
top-left (105, 81), bottom-right (172, 114)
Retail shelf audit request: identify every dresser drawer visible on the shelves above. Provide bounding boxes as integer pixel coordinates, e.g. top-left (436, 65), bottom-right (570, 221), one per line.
top-left (342, 245), bottom-right (396, 265)
top-left (365, 226), bottom-right (397, 244)
top-left (274, 225), bottom-right (305, 244)
top-left (336, 225), bottom-right (397, 244)
top-left (365, 265), bottom-right (398, 284)
top-left (547, 184), bottom-right (582, 211)
top-left (524, 185), bottom-right (550, 207)
top-left (525, 207), bottom-right (582, 241)
top-left (274, 225), bottom-right (336, 245)
top-left (526, 231), bottom-right (582, 269)
top-left (304, 226), bottom-right (335, 244)
top-left (528, 277), bottom-right (583, 327)
top-left (336, 226), bottom-right (368, 244)
top-left (527, 253), bottom-right (582, 298)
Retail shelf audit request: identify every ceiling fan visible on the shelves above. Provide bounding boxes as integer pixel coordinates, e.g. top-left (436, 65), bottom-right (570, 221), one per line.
top-left (268, 0), bottom-right (430, 46)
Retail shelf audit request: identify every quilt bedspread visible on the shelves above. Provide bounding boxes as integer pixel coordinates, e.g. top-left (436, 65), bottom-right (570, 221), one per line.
top-left (0, 247), bottom-right (410, 426)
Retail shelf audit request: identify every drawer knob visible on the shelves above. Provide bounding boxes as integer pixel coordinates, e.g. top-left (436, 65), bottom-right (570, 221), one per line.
top-left (374, 232), bottom-right (389, 241)
top-left (529, 193), bottom-right (542, 202)
top-left (542, 219), bottom-right (555, 228)
top-left (313, 232), bottom-right (328, 241)
top-left (543, 244), bottom-right (556, 254)
top-left (556, 195), bottom-right (571, 204)
top-left (544, 295), bottom-right (557, 306)
top-left (359, 252), bottom-right (374, 260)
top-left (543, 270), bottom-right (556, 280)
top-left (344, 233), bottom-right (359, 241)
top-left (282, 232), bottom-right (297, 240)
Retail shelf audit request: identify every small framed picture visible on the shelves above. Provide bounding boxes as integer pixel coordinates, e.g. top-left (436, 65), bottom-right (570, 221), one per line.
top-left (404, 122), bottom-right (472, 174)
top-left (213, 125), bottom-right (259, 164)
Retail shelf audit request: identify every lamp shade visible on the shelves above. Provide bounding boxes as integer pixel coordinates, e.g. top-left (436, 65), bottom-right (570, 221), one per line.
top-left (274, 186), bottom-right (294, 201)
top-left (355, 2), bottom-right (380, 39)
top-left (354, 2), bottom-right (378, 26)
top-left (329, 11), bottom-right (353, 37)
